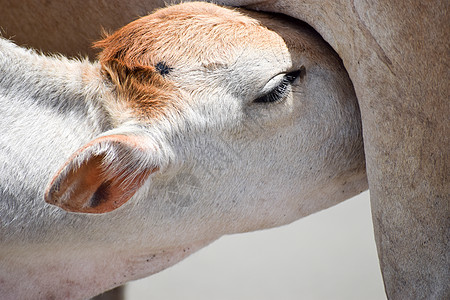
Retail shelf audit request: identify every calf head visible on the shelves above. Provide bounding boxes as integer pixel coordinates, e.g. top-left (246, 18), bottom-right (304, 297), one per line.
top-left (45, 2), bottom-right (366, 235)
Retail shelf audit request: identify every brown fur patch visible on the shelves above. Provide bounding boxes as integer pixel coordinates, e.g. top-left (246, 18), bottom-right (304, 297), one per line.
top-left (93, 2), bottom-right (282, 119)
top-left (99, 59), bottom-right (176, 120)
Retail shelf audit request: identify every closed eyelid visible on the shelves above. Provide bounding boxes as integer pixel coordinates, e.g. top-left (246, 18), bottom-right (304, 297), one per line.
top-left (253, 68), bottom-right (304, 104)
top-left (254, 77), bottom-right (290, 103)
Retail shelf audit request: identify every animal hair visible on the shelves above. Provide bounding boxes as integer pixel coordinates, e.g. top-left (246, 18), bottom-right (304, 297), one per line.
top-left (93, 2), bottom-right (278, 120)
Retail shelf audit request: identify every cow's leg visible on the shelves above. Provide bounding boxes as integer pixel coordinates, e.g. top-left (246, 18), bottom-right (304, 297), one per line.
top-left (352, 3), bottom-right (449, 298)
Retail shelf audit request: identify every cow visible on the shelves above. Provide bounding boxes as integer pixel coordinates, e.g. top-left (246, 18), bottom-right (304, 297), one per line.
top-left (2, 0), bottom-right (447, 298)
top-left (0, 3), bottom-right (367, 299)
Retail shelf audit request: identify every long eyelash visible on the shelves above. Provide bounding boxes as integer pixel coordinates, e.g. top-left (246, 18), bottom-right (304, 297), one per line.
top-left (254, 78), bottom-right (290, 103)
top-left (254, 69), bottom-right (302, 104)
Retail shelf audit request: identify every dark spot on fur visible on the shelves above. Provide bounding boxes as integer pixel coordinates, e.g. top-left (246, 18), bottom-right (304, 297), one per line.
top-left (89, 180), bottom-right (112, 207)
top-left (155, 62), bottom-right (173, 76)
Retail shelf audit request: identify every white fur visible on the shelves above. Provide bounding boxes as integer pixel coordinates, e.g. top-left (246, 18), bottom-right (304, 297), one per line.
top-left (0, 6), bottom-right (367, 299)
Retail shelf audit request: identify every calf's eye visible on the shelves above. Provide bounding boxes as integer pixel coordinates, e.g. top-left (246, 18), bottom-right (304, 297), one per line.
top-left (254, 68), bottom-right (304, 104)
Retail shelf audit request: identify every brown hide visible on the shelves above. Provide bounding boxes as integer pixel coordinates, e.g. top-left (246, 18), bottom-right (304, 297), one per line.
top-left (1, 0), bottom-right (448, 298)
top-left (0, 0), bottom-right (165, 58)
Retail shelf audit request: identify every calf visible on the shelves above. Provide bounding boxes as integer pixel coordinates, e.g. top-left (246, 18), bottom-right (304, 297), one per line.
top-left (0, 2), bottom-right (366, 299)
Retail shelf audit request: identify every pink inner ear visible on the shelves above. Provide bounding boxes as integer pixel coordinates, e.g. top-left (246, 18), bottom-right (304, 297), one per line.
top-left (45, 135), bottom-right (157, 214)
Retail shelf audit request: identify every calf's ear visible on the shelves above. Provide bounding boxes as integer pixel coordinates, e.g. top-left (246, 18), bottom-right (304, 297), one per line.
top-left (45, 133), bottom-right (160, 214)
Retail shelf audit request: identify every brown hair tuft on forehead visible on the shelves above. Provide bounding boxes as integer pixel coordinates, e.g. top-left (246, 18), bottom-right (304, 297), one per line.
top-left (93, 2), bottom-right (279, 119)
